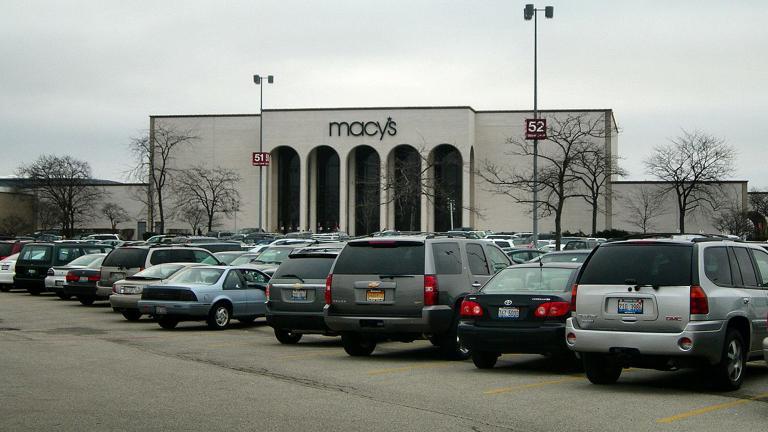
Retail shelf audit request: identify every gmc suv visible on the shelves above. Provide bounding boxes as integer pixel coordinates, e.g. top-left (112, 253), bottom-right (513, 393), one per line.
top-left (323, 236), bottom-right (511, 359)
top-left (566, 238), bottom-right (768, 390)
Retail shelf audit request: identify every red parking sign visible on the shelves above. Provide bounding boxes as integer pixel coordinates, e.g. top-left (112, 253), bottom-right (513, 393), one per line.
top-left (252, 152), bottom-right (270, 166)
top-left (525, 119), bottom-right (547, 140)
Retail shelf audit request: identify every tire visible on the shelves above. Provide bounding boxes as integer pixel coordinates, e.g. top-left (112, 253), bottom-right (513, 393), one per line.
top-left (582, 353), bottom-right (622, 385)
top-left (0, 285), bottom-right (10, 292)
top-left (438, 318), bottom-right (472, 360)
top-left (710, 329), bottom-right (746, 391)
top-left (274, 328), bottom-right (303, 344)
top-left (121, 310), bottom-right (142, 322)
top-left (28, 287), bottom-right (42, 296)
top-left (472, 351), bottom-right (499, 369)
top-left (206, 302), bottom-right (231, 330)
top-left (78, 296), bottom-right (95, 306)
top-left (158, 317), bottom-right (179, 329)
top-left (341, 333), bottom-right (376, 357)
top-left (56, 293), bottom-right (72, 300)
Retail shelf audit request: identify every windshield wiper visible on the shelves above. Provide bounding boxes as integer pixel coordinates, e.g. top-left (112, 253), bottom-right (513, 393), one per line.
top-left (279, 274), bottom-right (305, 282)
top-left (379, 274), bottom-right (415, 279)
top-left (624, 279), bottom-right (660, 290)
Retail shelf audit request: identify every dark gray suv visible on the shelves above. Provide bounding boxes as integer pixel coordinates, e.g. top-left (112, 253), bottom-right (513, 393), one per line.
top-left (323, 236), bottom-right (511, 358)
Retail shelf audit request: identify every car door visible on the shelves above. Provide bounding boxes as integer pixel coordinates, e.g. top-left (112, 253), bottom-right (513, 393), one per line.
top-left (729, 246), bottom-right (767, 354)
top-left (240, 269), bottom-right (268, 316)
top-left (465, 242), bottom-right (493, 291)
top-left (222, 270), bottom-right (248, 317)
top-left (746, 247), bottom-right (768, 353)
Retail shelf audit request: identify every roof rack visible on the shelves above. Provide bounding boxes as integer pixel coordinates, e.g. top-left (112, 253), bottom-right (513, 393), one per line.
top-left (607, 233), bottom-right (739, 243)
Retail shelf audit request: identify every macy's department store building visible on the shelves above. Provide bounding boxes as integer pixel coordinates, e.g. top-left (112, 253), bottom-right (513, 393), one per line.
top-left (152, 106), bottom-right (745, 236)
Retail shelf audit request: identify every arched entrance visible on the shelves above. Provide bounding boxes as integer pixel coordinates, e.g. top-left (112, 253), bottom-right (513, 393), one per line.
top-left (352, 146), bottom-right (380, 235)
top-left (432, 145), bottom-right (463, 231)
top-left (392, 145), bottom-right (421, 231)
top-left (311, 146), bottom-right (340, 233)
top-left (276, 147), bottom-right (300, 233)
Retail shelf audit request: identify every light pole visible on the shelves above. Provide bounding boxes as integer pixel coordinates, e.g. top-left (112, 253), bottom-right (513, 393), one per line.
top-left (524, 4), bottom-right (553, 244)
top-left (253, 74), bottom-right (274, 233)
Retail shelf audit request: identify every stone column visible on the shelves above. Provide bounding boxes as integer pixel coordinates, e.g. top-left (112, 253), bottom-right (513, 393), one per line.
top-left (299, 153), bottom-right (309, 232)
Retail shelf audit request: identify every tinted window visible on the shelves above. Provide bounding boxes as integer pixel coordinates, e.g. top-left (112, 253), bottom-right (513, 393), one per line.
top-left (150, 249), bottom-right (195, 265)
top-left (192, 250), bottom-right (218, 264)
top-left (432, 243), bottom-right (462, 275)
top-left (333, 241), bottom-right (425, 275)
top-left (486, 246), bottom-right (511, 273)
top-left (541, 253), bottom-right (588, 263)
top-left (19, 245), bottom-right (51, 262)
top-left (579, 244), bottom-right (692, 286)
top-left (103, 248), bottom-right (149, 268)
top-left (223, 271), bottom-right (242, 290)
top-left (0, 243), bottom-right (13, 256)
top-left (750, 249), bottom-right (768, 286)
top-left (482, 267), bottom-right (576, 293)
top-left (466, 243), bottom-right (489, 275)
top-left (703, 247), bottom-right (732, 286)
top-left (732, 247), bottom-right (758, 287)
top-left (273, 256), bottom-right (336, 280)
top-left (55, 247), bottom-right (83, 265)
top-left (240, 269), bottom-right (269, 284)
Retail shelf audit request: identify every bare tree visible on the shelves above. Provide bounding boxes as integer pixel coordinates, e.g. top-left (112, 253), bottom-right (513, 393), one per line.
top-left (16, 155), bottom-right (102, 238)
top-left (37, 200), bottom-right (61, 231)
top-left (749, 189), bottom-right (768, 218)
top-left (644, 130), bottom-right (735, 233)
top-left (129, 125), bottom-right (198, 233)
top-left (477, 114), bottom-right (608, 249)
top-left (572, 146), bottom-right (626, 235)
top-left (176, 203), bottom-right (206, 234)
top-left (712, 203), bottom-right (753, 238)
top-left (101, 202), bottom-right (130, 231)
top-left (621, 186), bottom-right (667, 234)
top-left (0, 215), bottom-right (32, 237)
top-left (172, 166), bottom-right (241, 232)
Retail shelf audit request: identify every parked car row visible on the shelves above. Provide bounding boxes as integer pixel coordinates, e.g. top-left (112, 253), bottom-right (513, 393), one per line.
top-left (2, 234), bottom-right (768, 392)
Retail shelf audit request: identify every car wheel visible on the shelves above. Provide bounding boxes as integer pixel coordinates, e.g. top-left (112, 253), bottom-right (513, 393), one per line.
top-left (56, 293), bottom-right (72, 300)
top-left (274, 328), bottom-right (303, 344)
top-left (582, 353), bottom-right (622, 385)
top-left (121, 310), bottom-right (142, 322)
top-left (711, 329), bottom-right (746, 391)
top-left (438, 318), bottom-right (471, 360)
top-left (472, 351), bottom-right (499, 369)
top-left (78, 296), bottom-right (95, 306)
top-left (0, 285), bottom-right (10, 292)
top-left (158, 317), bottom-right (179, 329)
top-left (207, 302), bottom-right (231, 330)
top-left (341, 333), bottom-right (376, 356)
top-left (28, 287), bottom-right (42, 295)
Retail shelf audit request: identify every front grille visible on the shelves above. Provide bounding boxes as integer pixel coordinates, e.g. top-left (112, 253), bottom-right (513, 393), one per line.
top-left (141, 288), bottom-right (197, 302)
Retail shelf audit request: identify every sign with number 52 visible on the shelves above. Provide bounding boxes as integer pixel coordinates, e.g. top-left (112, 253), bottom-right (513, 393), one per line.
top-left (525, 119), bottom-right (547, 140)
top-left (252, 152), bottom-right (270, 166)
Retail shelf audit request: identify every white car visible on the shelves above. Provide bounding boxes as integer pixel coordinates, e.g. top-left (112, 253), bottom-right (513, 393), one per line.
top-left (0, 253), bottom-right (19, 291)
top-left (45, 253), bottom-right (107, 299)
top-left (764, 337), bottom-right (768, 366)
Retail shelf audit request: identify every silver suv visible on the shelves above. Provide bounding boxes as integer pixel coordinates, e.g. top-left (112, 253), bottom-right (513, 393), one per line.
top-left (323, 236), bottom-right (511, 359)
top-left (565, 238), bottom-right (768, 390)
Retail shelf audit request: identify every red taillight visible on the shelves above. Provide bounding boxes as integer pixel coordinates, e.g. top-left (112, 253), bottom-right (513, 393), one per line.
top-left (87, 274), bottom-right (100, 282)
top-left (265, 284), bottom-right (271, 301)
top-left (533, 301), bottom-right (571, 318)
top-left (324, 274), bottom-right (333, 305)
top-left (570, 284), bottom-right (578, 311)
top-left (65, 272), bottom-right (78, 282)
top-left (459, 299), bottom-right (483, 317)
top-left (690, 285), bottom-right (708, 315)
top-left (424, 274), bottom-right (438, 306)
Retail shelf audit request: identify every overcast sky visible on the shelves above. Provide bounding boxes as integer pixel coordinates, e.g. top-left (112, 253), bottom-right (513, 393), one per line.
top-left (2, 1), bottom-right (767, 187)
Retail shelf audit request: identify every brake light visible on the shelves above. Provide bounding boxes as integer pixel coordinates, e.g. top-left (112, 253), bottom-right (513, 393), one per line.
top-left (459, 299), bottom-right (483, 317)
top-left (534, 301), bottom-right (571, 318)
top-left (87, 274), bottom-right (100, 282)
top-left (265, 284), bottom-right (271, 301)
top-left (690, 285), bottom-right (708, 315)
top-left (570, 284), bottom-right (578, 311)
top-left (424, 274), bottom-right (438, 306)
top-left (324, 274), bottom-right (333, 305)
top-left (65, 272), bottom-right (78, 282)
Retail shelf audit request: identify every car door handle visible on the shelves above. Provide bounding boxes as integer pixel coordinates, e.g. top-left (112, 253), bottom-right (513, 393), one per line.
top-left (471, 282), bottom-right (482, 288)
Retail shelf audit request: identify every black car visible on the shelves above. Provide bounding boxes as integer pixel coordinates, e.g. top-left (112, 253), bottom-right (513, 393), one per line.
top-left (458, 262), bottom-right (581, 369)
top-left (14, 242), bottom-right (113, 294)
top-left (63, 258), bottom-right (108, 305)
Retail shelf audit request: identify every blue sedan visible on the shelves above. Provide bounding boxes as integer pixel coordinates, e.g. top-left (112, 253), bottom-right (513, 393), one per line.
top-left (137, 266), bottom-right (270, 330)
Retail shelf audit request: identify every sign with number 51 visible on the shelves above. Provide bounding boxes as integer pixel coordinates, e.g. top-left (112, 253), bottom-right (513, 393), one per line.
top-left (525, 119), bottom-right (547, 140)
top-left (252, 152), bottom-right (270, 166)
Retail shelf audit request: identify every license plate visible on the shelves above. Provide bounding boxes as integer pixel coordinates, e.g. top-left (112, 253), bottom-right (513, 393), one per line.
top-left (291, 289), bottom-right (307, 301)
top-left (1, 265), bottom-right (8, 270)
top-left (55, 280), bottom-right (64, 286)
top-left (79, 276), bottom-right (89, 282)
top-left (498, 307), bottom-right (520, 319)
top-left (618, 298), bottom-right (643, 314)
top-left (155, 306), bottom-right (167, 315)
top-left (366, 289), bottom-right (385, 302)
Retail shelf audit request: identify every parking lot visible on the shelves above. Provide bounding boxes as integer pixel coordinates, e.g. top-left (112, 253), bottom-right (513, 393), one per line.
top-left (1, 290), bottom-right (766, 432)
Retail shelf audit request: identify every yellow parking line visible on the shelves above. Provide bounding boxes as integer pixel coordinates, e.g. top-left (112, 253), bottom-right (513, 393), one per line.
top-left (656, 392), bottom-right (768, 424)
top-left (367, 362), bottom-right (453, 376)
top-left (484, 375), bottom-right (583, 395)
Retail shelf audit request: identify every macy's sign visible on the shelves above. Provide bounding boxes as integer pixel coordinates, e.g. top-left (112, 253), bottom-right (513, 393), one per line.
top-left (328, 117), bottom-right (397, 141)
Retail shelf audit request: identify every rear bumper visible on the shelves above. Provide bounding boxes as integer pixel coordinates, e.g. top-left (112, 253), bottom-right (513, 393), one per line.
top-left (137, 300), bottom-right (210, 318)
top-left (110, 294), bottom-right (140, 311)
top-left (565, 318), bottom-right (725, 364)
top-left (458, 321), bottom-right (567, 354)
top-left (266, 307), bottom-right (331, 333)
top-left (0, 272), bottom-right (14, 284)
top-left (13, 277), bottom-right (44, 291)
top-left (323, 305), bottom-right (453, 335)
top-left (63, 284), bottom-right (101, 298)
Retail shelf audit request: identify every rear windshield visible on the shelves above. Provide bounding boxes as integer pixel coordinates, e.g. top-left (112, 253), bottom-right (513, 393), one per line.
top-left (482, 267), bottom-right (576, 293)
top-left (253, 247), bottom-right (294, 265)
top-left (86, 256), bottom-right (106, 269)
top-left (333, 241), bottom-right (425, 275)
top-left (579, 243), bottom-right (692, 286)
top-left (133, 263), bottom-right (187, 279)
top-left (102, 248), bottom-right (149, 268)
top-left (68, 254), bottom-right (104, 267)
top-left (19, 245), bottom-right (52, 262)
top-left (273, 257), bottom-right (336, 280)
top-left (0, 243), bottom-right (13, 256)
top-left (541, 253), bottom-right (588, 263)
top-left (230, 254), bottom-right (261, 266)
top-left (215, 252), bottom-right (244, 265)
top-left (170, 268), bottom-right (224, 285)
